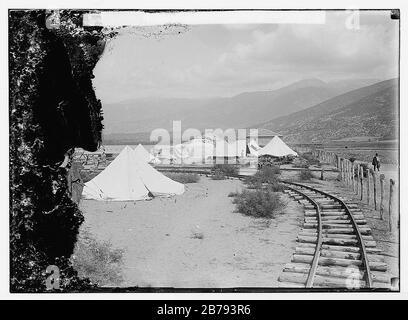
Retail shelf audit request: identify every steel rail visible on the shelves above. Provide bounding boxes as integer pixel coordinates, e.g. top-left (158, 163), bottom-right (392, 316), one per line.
top-left (282, 181), bottom-right (373, 288)
top-left (283, 183), bottom-right (323, 287)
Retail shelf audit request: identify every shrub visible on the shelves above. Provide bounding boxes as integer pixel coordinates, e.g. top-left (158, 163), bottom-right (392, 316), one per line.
top-left (301, 152), bottom-right (320, 166)
top-left (164, 173), bottom-right (200, 184)
top-left (257, 155), bottom-right (277, 169)
top-left (257, 165), bottom-right (281, 178)
top-left (210, 170), bottom-right (227, 180)
top-left (231, 189), bottom-right (285, 218)
top-left (280, 156), bottom-right (294, 165)
top-left (245, 166), bottom-right (284, 192)
top-left (299, 168), bottom-right (313, 180)
top-left (71, 231), bottom-right (124, 287)
top-left (213, 164), bottom-right (238, 176)
top-left (228, 191), bottom-right (239, 197)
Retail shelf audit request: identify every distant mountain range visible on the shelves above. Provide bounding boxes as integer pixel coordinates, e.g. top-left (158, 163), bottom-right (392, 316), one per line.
top-left (101, 78), bottom-right (380, 135)
top-left (258, 78), bottom-right (399, 143)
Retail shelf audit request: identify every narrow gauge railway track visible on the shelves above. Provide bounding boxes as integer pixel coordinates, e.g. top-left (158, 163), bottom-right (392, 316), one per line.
top-left (279, 181), bottom-right (390, 289)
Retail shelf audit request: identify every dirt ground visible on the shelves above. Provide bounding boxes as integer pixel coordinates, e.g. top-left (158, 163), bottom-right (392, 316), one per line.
top-left (78, 176), bottom-right (304, 288)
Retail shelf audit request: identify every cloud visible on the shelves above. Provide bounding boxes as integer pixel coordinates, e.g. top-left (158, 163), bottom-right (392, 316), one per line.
top-left (174, 12), bottom-right (397, 95)
top-left (216, 16), bottom-right (398, 78)
top-left (94, 11), bottom-right (399, 101)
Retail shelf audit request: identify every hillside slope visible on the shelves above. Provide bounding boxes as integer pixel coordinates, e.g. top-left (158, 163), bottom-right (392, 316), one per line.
top-left (101, 78), bottom-right (377, 134)
top-left (259, 79), bottom-right (399, 143)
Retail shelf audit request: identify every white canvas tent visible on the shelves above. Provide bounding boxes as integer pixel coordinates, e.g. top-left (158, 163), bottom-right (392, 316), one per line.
top-left (133, 155), bottom-right (185, 196)
top-left (248, 139), bottom-right (261, 156)
top-left (134, 144), bottom-right (154, 162)
top-left (172, 143), bottom-right (191, 164)
top-left (82, 146), bottom-right (184, 201)
top-left (152, 145), bottom-right (176, 164)
top-left (258, 136), bottom-right (298, 157)
top-left (214, 140), bottom-right (246, 158)
top-left (182, 138), bottom-right (215, 163)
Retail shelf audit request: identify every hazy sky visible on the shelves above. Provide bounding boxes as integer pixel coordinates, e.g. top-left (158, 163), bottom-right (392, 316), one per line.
top-left (93, 11), bottom-right (399, 103)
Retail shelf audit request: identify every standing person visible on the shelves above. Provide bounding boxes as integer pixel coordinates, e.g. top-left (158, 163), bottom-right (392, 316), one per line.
top-left (372, 153), bottom-right (381, 171)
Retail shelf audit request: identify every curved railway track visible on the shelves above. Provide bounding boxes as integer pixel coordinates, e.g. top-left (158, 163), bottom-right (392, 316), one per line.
top-left (279, 181), bottom-right (390, 289)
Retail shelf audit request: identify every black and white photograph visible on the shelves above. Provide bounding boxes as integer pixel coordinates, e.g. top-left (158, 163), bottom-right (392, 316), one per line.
top-left (3, 1), bottom-right (406, 299)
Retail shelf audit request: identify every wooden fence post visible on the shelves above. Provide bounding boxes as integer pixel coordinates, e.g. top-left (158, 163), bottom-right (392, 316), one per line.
top-left (344, 159), bottom-right (350, 186)
top-left (342, 158), bottom-right (347, 184)
top-left (356, 164), bottom-right (360, 195)
top-left (360, 166), bottom-right (364, 201)
top-left (351, 161), bottom-right (355, 191)
top-left (380, 174), bottom-right (385, 220)
top-left (366, 167), bottom-right (370, 205)
top-left (389, 179), bottom-right (395, 232)
top-left (372, 171), bottom-right (377, 210)
top-left (345, 160), bottom-right (349, 185)
top-left (320, 168), bottom-right (324, 180)
top-left (337, 155), bottom-right (340, 169)
top-left (342, 159), bottom-right (345, 182)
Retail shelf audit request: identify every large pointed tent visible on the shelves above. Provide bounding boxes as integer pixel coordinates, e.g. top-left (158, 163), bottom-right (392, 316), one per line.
top-left (133, 153), bottom-right (185, 197)
top-left (258, 136), bottom-right (298, 157)
top-left (82, 146), bottom-right (150, 201)
top-left (134, 144), bottom-right (154, 162)
top-left (82, 146), bottom-right (184, 201)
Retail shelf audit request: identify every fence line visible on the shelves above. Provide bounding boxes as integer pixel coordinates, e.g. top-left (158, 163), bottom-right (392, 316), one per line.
top-left (310, 149), bottom-right (398, 232)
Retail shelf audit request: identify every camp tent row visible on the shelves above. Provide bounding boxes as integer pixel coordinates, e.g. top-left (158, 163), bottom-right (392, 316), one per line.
top-left (82, 146), bottom-right (185, 201)
top-left (82, 137), bottom-right (297, 200)
top-left (154, 137), bottom-right (290, 164)
top-left (151, 135), bottom-right (297, 164)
